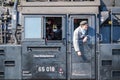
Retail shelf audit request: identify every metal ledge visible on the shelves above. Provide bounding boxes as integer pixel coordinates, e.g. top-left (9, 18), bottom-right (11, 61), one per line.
top-left (20, 0), bottom-right (100, 7)
top-left (19, 7), bottom-right (99, 14)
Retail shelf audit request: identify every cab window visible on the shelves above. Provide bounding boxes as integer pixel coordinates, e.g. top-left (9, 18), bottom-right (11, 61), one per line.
top-left (45, 17), bottom-right (62, 40)
top-left (24, 17), bottom-right (42, 38)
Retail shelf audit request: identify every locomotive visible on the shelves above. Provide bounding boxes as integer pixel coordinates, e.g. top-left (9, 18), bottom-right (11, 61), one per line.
top-left (0, 0), bottom-right (120, 80)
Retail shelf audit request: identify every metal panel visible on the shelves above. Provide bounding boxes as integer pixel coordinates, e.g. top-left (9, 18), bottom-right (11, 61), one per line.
top-left (112, 7), bottom-right (120, 14)
top-left (115, 0), bottom-right (120, 7)
top-left (4, 45), bottom-right (21, 79)
top-left (22, 42), bottom-right (66, 79)
top-left (0, 46), bottom-right (5, 79)
top-left (113, 26), bottom-right (120, 43)
top-left (0, 46), bottom-right (6, 79)
top-left (101, 0), bottom-right (113, 6)
top-left (99, 44), bottom-right (120, 80)
top-left (19, 7), bottom-right (99, 14)
top-left (69, 15), bottom-right (96, 79)
top-left (21, 0), bottom-right (100, 6)
top-left (72, 63), bottom-right (92, 77)
top-left (100, 26), bottom-right (111, 43)
top-left (21, 14), bottom-right (67, 79)
top-left (99, 44), bottom-right (112, 80)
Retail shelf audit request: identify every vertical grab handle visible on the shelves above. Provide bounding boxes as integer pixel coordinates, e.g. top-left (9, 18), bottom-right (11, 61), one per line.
top-left (96, 33), bottom-right (103, 42)
top-left (62, 38), bottom-right (66, 45)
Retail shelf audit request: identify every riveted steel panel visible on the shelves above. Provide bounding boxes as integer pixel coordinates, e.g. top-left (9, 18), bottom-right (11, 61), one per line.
top-left (0, 46), bottom-right (5, 79)
top-left (99, 44), bottom-right (120, 80)
top-left (22, 41), bottom-right (67, 79)
top-left (4, 45), bottom-right (22, 79)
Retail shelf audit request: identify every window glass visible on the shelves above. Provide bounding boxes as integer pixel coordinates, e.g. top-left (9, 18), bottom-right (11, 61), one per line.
top-left (24, 17), bottom-right (41, 38)
top-left (46, 17), bottom-right (62, 40)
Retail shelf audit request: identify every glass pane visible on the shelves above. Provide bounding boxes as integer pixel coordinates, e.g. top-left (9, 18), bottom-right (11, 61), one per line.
top-left (25, 17), bottom-right (41, 38)
top-left (46, 17), bottom-right (62, 40)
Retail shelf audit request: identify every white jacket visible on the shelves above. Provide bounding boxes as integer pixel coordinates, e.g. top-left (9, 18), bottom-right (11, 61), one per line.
top-left (73, 26), bottom-right (87, 52)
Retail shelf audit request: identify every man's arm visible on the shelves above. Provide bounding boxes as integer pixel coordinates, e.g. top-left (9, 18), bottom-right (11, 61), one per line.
top-left (73, 30), bottom-right (82, 56)
top-left (83, 36), bottom-right (88, 43)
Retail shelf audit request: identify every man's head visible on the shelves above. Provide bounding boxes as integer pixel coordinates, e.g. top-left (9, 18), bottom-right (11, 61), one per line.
top-left (47, 20), bottom-right (52, 25)
top-left (80, 21), bottom-right (88, 30)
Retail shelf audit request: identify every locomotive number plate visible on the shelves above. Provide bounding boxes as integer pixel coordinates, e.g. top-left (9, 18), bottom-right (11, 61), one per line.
top-left (38, 66), bottom-right (56, 72)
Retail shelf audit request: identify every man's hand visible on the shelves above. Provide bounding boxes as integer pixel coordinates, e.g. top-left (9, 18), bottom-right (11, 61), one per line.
top-left (83, 36), bottom-right (88, 43)
top-left (77, 51), bottom-right (82, 56)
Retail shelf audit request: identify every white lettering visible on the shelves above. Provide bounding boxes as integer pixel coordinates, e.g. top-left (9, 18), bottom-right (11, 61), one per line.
top-left (38, 66), bottom-right (45, 72)
top-left (33, 55), bottom-right (55, 58)
top-left (51, 67), bottom-right (55, 72)
top-left (46, 67), bottom-right (49, 72)
top-left (38, 66), bottom-right (55, 72)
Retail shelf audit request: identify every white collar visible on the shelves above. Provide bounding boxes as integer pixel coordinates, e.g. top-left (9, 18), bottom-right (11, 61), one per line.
top-left (79, 26), bottom-right (86, 35)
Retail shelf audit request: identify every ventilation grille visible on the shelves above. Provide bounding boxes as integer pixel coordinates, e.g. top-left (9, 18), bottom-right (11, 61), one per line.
top-left (112, 71), bottom-right (120, 77)
top-left (4, 61), bottom-right (15, 66)
top-left (112, 49), bottom-right (120, 55)
top-left (102, 60), bottom-right (112, 66)
top-left (0, 72), bottom-right (4, 76)
top-left (0, 49), bottom-right (4, 55)
top-left (27, 47), bottom-right (60, 51)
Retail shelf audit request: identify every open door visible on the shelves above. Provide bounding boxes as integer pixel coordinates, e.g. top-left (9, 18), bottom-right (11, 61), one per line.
top-left (68, 15), bottom-right (96, 79)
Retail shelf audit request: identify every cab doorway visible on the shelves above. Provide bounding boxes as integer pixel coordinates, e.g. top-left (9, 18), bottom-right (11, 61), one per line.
top-left (68, 15), bottom-right (96, 80)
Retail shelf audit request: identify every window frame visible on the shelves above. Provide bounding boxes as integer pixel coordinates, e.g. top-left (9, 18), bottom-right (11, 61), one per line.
top-left (22, 14), bottom-right (66, 42)
top-left (44, 15), bottom-right (66, 42)
top-left (69, 15), bottom-right (96, 42)
top-left (22, 15), bottom-right (44, 41)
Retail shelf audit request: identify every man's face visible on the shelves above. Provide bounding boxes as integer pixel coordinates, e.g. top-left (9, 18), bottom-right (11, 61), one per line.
top-left (48, 21), bottom-right (51, 25)
top-left (82, 24), bottom-right (88, 30)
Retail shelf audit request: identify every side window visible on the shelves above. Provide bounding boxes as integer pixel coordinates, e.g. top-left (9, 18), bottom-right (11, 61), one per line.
top-left (46, 17), bottom-right (62, 40)
top-left (24, 17), bottom-right (42, 38)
